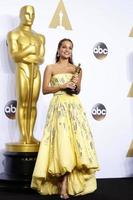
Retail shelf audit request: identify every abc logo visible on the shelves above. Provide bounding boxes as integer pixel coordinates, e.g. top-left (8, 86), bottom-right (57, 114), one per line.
top-left (4, 100), bottom-right (17, 120)
top-left (93, 42), bottom-right (108, 60)
top-left (91, 103), bottom-right (106, 121)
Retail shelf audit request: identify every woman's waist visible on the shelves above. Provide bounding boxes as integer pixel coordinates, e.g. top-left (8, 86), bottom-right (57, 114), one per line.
top-left (53, 90), bottom-right (76, 96)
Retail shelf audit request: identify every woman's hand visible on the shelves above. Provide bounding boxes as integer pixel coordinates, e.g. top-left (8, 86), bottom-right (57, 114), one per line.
top-left (60, 81), bottom-right (76, 90)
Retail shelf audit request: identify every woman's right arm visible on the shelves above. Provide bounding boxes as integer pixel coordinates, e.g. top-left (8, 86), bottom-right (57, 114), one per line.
top-left (42, 65), bottom-right (59, 94)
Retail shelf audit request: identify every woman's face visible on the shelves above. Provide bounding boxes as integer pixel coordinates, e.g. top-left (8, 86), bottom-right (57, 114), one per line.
top-left (58, 41), bottom-right (73, 60)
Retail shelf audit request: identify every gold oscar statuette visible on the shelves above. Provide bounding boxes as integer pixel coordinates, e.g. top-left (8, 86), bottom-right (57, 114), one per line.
top-left (6, 5), bottom-right (45, 152)
top-left (65, 63), bottom-right (81, 95)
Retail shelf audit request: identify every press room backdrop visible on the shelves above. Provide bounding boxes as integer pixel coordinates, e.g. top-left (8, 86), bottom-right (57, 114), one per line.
top-left (0, 0), bottom-right (133, 178)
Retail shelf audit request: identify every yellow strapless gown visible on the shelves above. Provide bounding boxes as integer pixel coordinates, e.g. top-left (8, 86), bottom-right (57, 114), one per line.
top-left (31, 73), bottom-right (99, 196)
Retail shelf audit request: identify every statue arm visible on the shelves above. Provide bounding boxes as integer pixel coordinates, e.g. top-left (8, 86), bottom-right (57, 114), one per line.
top-left (7, 32), bottom-right (35, 62)
top-left (37, 35), bottom-right (45, 64)
top-left (22, 34), bottom-right (45, 65)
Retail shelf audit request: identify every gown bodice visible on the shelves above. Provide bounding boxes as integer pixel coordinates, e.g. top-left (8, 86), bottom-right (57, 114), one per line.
top-left (50, 73), bottom-right (73, 86)
top-left (50, 73), bottom-right (73, 95)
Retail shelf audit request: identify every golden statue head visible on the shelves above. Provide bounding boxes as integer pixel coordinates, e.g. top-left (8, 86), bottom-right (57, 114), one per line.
top-left (19, 5), bottom-right (35, 26)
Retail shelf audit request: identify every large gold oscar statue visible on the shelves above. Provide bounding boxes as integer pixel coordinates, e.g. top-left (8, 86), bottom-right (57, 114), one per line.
top-left (7, 5), bottom-right (45, 152)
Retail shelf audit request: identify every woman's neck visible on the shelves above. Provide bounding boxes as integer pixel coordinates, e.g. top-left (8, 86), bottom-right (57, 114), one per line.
top-left (57, 59), bottom-right (69, 67)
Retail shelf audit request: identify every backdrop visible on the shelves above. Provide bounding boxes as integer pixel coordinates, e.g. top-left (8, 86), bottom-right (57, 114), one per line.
top-left (0, 0), bottom-right (133, 178)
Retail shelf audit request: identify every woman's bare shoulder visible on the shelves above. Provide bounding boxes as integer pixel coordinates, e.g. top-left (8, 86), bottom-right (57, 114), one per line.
top-left (45, 64), bottom-right (56, 72)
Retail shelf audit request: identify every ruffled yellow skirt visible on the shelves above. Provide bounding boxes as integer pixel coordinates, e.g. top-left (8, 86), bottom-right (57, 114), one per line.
top-left (31, 93), bottom-right (99, 196)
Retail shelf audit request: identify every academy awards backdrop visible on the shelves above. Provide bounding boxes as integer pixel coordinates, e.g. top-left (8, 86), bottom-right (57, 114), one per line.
top-left (0, 0), bottom-right (133, 178)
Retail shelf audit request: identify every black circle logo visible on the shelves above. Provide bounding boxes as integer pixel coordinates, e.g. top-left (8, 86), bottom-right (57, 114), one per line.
top-left (4, 100), bottom-right (17, 119)
top-left (91, 103), bottom-right (107, 121)
top-left (93, 42), bottom-right (108, 60)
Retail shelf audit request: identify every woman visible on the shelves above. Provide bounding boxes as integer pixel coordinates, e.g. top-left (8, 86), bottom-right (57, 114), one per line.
top-left (31, 38), bottom-right (99, 199)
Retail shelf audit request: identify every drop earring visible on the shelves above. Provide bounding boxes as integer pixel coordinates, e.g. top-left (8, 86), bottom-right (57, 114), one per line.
top-left (57, 52), bottom-right (60, 57)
